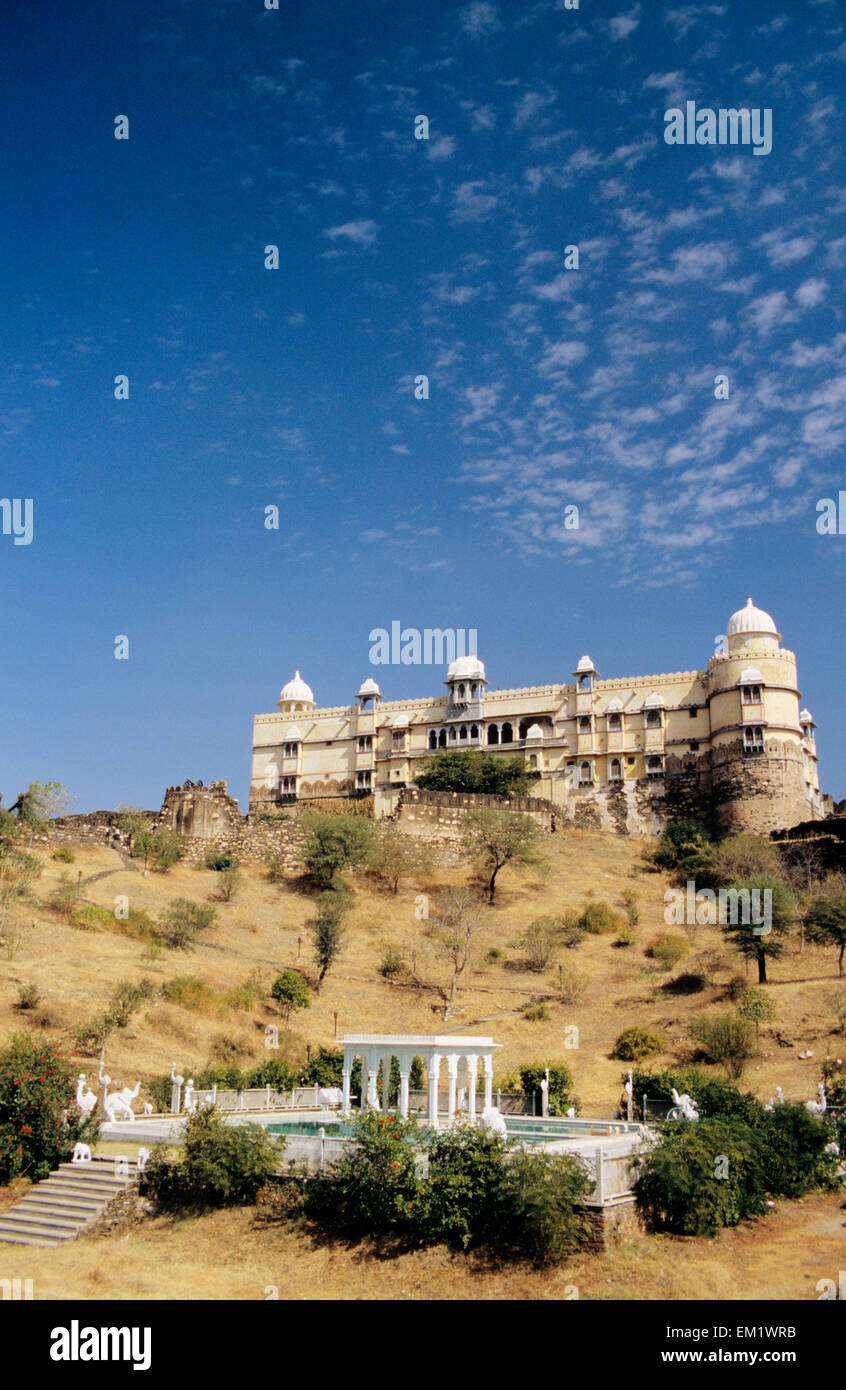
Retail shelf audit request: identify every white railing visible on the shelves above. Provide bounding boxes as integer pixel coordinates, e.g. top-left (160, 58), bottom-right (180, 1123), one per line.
top-left (173, 1085), bottom-right (339, 1115)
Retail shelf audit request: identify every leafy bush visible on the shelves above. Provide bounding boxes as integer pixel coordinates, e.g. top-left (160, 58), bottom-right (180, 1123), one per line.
top-left (628, 1066), bottom-right (766, 1127)
top-left (579, 901), bottom-right (625, 935)
top-left (560, 913), bottom-right (586, 949)
top-left (646, 933), bottom-right (690, 970)
top-left (162, 975), bottom-right (223, 1015)
top-left (650, 819), bottom-right (713, 884)
top-left (73, 1015), bottom-right (114, 1051)
top-left (70, 902), bottom-right (112, 932)
top-left (417, 1124), bottom-right (509, 1251)
top-left (485, 947), bottom-right (503, 964)
top-left (270, 969), bottom-right (311, 1023)
top-left (688, 1012), bottom-right (755, 1080)
top-left (158, 898), bottom-right (217, 950)
top-left (724, 973), bottom-right (748, 1002)
top-left (615, 928), bottom-right (636, 948)
top-left (306, 1112), bottom-right (420, 1238)
top-left (759, 1103), bottom-right (840, 1198)
top-left (129, 827), bottom-right (183, 873)
top-left (634, 1117), bottom-right (769, 1236)
top-left (51, 846), bottom-right (75, 863)
top-left (379, 947), bottom-right (406, 978)
top-left (613, 1025), bottom-right (667, 1061)
top-left (14, 984), bottom-right (41, 1011)
top-left (247, 1057), bottom-right (299, 1092)
top-left (205, 849), bottom-right (238, 871)
top-left (493, 1149), bottom-right (593, 1266)
top-left (143, 1106), bottom-right (283, 1208)
top-left (47, 875), bottom-right (78, 920)
top-left (265, 854), bottom-right (287, 883)
top-left (524, 1002), bottom-right (549, 1021)
top-left (0, 1033), bottom-right (99, 1182)
top-left (308, 892), bottom-right (350, 990)
top-left (661, 970), bottom-right (707, 995)
top-left (414, 749), bottom-right (538, 797)
top-left (301, 814), bottom-right (379, 889)
top-left (518, 1063), bottom-right (575, 1116)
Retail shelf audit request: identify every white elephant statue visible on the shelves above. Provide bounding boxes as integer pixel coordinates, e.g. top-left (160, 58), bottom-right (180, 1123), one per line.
top-left (670, 1088), bottom-right (699, 1121)
top-left (75, 1074), bottom-right (98, 1116)
top-left (104, 1082), bottom-right (141, 1123)
top-left (478, 1106), bottom-right (508, 1138)
top-left (71, 1142), bottom-right (92, 1163)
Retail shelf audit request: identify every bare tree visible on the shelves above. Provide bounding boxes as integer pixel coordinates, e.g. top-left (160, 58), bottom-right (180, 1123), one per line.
top-left (461, 808), bottom-right (543, 904)
top-left (425, 888), bottom-right (485, 1020)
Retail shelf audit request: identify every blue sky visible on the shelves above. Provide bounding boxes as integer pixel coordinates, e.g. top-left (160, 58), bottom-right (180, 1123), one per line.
top-left (2, 0), bottom-right (846, 814)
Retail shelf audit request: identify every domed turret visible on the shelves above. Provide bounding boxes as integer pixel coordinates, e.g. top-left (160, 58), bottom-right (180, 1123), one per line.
top-left (356, 677), bottom-right (381, 702)
top-left (445, 655), bottom-right (486, 684)
top-left (726, 597), bottom-right (780, 654)
top-left (277, 671), bottom-right (315, 713)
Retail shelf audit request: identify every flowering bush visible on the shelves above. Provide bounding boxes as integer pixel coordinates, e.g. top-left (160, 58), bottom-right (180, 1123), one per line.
top-left (0, 1032), bottom-right (99, 1183)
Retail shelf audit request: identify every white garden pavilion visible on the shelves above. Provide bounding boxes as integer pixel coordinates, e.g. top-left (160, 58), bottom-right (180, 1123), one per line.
top-left (340, 1034), bottom-right (501, 1127)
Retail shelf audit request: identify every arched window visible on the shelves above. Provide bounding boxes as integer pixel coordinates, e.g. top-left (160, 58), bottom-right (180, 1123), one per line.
top-left (470, 725), bottom-right (478, 740)
top-left (457, 683), bottom-right (465, 700)
top-left (438, 729), bottom-right (447, 748)
top-left (501, 723), bottom-right (513, 744)
top-left (449, 728), bottom-right (457, 741)
top-left (609, 758), bottom-right (622, 781)
top-left (578, 716), bottom-right (592, 733)
top-left (646, 755), bottom-right (664, 778)
top-left (529, 754), bottom-right (537, 769)
top-left (645, 709), bottom-right (662, 729)
top-left (487, 725), bottom-right (499, 745)
top-left (579, 761), bottom-right (593, 785)
top-left (428, 730), bottom-right (438, 750)
top-left (608, 713), bottom-right (622, 732)
top-left (741, 684), bottom-right (762, 705)
top-left (460, 725), bottom-right (468, 740)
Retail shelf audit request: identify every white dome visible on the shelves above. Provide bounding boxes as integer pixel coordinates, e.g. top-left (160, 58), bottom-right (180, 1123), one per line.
top-left (446, 655), bottom-right (486, 683)
top-left (279, 670), bottom-right (314, 705)
top-left (357, 677), bottom-right (381, 699)
top-left (574, 654), bottom-right (597, 674)
top-left (525, 723), bottom-right (543, 740)
top-left (727, 597), bottom-right (778, 638)
top-left (738, 666), bottom-right (764, 685)
top-left (605, 697), bottom-right (624, 713)
top-left (800, 709), bottom-right (814, 725)
top-left (643, 692), bottom-right (665, 709)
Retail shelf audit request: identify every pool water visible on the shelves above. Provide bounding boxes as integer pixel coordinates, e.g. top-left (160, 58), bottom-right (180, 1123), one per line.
top-left (266, 1117), bottom-right (632, 1144)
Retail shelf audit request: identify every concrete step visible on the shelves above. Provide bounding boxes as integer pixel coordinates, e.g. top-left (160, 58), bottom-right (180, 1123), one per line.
top-left (0, 1230), bottom-right (64, 1247)
top-left (20, 1194), bottom-right (105, 1214)
top-left (0, 1218), bottom-right (77, 1242)
top-left (15, 1198), bottom-right (101, 1221)
top-left (0, 1207), bottom-right (83, 1230)
top-left (40, 1177), bottom-right (127, 1195)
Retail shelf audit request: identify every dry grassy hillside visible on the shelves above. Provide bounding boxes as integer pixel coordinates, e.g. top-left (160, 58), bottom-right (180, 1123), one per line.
top-left (1, 826), bottom-right (842, 1110)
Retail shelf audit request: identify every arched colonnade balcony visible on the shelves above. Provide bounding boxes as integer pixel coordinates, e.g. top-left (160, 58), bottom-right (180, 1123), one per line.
top-left (340, 1034), bottom-right (502, 1128)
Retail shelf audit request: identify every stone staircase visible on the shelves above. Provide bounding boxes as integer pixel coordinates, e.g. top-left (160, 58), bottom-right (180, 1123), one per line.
top-left (0, 1157), bottom-right (138, 1248)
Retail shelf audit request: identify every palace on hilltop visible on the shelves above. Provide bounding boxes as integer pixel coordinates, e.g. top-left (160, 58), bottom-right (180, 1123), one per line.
top-left (249, 599), bottom-right (826, 836)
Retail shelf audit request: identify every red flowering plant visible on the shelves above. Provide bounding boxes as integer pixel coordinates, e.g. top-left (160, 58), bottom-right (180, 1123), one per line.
top-left (306, 1110), bottom-right (422, 1240)
top-left (0, 1033), bottom-right (99, 1183)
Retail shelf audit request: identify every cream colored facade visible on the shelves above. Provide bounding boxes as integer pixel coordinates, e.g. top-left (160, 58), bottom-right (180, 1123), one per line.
top-left (250, 601), bottom-right (823, 836)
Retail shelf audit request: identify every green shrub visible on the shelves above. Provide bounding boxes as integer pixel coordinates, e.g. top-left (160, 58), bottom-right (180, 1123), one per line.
top-left (517, 916), bottom-right (561, 971)
top-left (129, 827), bottom-right (183, 873)
top-left (634, 1116), bottom-right (768, 1236)
top-left (0, 1033), bottom-right (99, 1183)
top-left (158, 898), bottom-right (217, 950)
top-left (628, 1066), bottom-right (766, 1127)
top-left (108, 977), bottom-right (154, 1027)
top-left (47, 876), bottom-right (78, 920)
top-left (688, 1012), bottom-right (755, 1080)
top-left (265, 854), bottom-right (287, 883)
top-left (70, 902), bottom-right (112, 932)
top-left (205, 849), bottom-right (238, 871)
top-left (51, 846), bottom-right (75, 863)
top-left (518, 1063), bottom-right (575, 1116)
top-left (246, 1057), bottom-right (299, 1092)
top-left (73, 1015), bottom-right (115, 1051)
top-left (485, 947), bottom-right (503, 964)
top-left (560, 912), bottom-right (586, 948)
top-left (14, 984), bottom-right (41, 1011)
top-left (305, 1112), bottom-right (420, 1238)
top-left (225, 971), bottom-right (266, 1012)
top-left (143, 1106), bottom-right (283, 1207)
top-left (162, 975), bottom-right (222, 1014)
top-left (661, 970), bottom-right (707, 995)
top-left (493, 1149), bottom-right (593, 1266)
top-left (650, 819), bottom-right (714, 884)
top-left (579, 901), bottom-right (625, 935)
top-left (417, 1124), bottom-right (509, 1251)
top-left (379, 947), bottom-right (406, 978)
top-left (301, 814), bottom-right (379, 889)
top-left (523, 1002), bottom-right (549, 1021)
top-left (270, 969), bottom-right (311, 1023)
top-left (615, 928), bottom-right (636, 948)
top-left (759, 1103), bottom-right (840, 1198)
top-left (613, 1025), bottom-right (667, 1061)
top-left (724, 973), bottom-right (747, 1002)
top-left (646, 933), bottom-right (690, 969)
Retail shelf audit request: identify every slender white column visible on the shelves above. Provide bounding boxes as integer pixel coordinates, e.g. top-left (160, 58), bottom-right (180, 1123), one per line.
top-left (483, 1055), bottom-right (494, 1110)
top-left (447, 1054), bottom-right (459, 1119)
top-left (367, 1054), bottom-right (380, 1111)
top-left (341, 1065), bottom-right (352, 1113)
top-left (399, 1070), bottom-right (410, 1120)
top-left (466, 1055), bottom-right (478, 1121)
top-left (382, 1053), bottom-right (393, 1112)
top-left (428, 1052), bottom-right (441, 1128)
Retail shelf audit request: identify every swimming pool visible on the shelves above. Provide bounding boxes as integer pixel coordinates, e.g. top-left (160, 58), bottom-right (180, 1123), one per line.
top-left (265, 1116), bottom-right (638, 1144)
